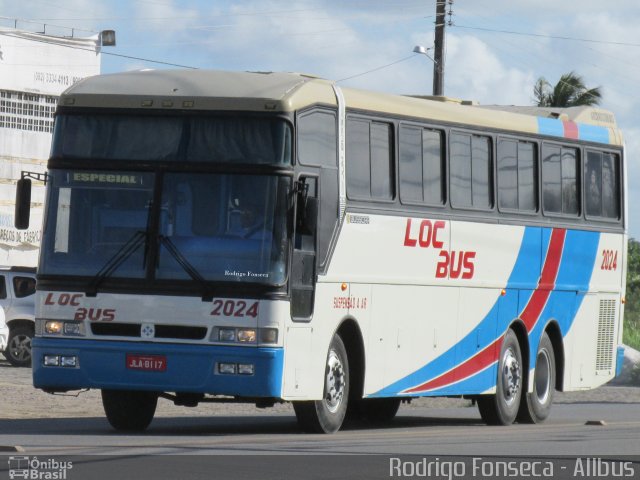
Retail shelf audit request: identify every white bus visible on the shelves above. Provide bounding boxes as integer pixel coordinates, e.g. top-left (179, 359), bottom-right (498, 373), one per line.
top-left (17, 70), bottom-right (627, 433)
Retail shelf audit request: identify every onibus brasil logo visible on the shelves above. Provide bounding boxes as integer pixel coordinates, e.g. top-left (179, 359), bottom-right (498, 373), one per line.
top-left (8, 456), bottom-right (72, 480)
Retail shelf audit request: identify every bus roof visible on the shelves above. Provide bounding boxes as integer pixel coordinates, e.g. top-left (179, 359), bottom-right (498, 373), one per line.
top-left (61, 69), bottom-right (623, 146)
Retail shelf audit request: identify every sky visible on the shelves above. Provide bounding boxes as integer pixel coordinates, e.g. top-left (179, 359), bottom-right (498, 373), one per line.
top-left (1, 0), bottom-right (639, 238)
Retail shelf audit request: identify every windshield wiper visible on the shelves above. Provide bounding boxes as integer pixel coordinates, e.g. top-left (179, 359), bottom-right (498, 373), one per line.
top-left (86, 230), bottom-right (147, 297)
top-left (158, 235), bottom-right (213, 301)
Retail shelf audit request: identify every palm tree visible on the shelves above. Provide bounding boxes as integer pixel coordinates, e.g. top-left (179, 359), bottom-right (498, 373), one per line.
top-left (534, 71), bottom-right (602, 107)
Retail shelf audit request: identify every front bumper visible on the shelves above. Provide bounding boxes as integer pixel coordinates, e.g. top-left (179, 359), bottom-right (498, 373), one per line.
top-left (32, 337), bottom-right (284, 398)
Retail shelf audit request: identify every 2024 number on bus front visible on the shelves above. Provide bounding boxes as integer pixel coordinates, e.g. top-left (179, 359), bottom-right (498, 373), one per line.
top-left (210, 299), bottom-right (259, 318)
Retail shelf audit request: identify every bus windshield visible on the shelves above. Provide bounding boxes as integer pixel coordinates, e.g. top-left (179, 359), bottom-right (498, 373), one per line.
top-left (39, 170), bottom-right (290, 286)
top-left (51, 114), bottom-right (292, 165)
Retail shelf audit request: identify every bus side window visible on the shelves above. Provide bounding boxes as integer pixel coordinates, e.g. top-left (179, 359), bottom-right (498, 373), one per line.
top-left (586, 151), bottom-right (603, 217)
top-left (542, 144), bottom-right (579, 216)
top-left (346, 118), bottom-right (394, 202)
top-left (586, 150), bottom-right (620, 220)
top-left (497, 138), bottom-right (537, 212)
top-left (450, 132), bottom-right (492, 210)
top-left (602, 153), bottom-right (620, 219)
top-left (399, 125), bottom-right (444, 206)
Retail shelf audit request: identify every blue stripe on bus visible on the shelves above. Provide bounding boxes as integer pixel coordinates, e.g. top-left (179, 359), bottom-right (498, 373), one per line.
top-left (526, 229), bottom-right (599, 369)
top-left (536, 117), bottom-right (610, 144)
top-left (371, 227), bottom-right (600, 397)
top-left (578, 123), bottom-right (610, 144)
top-left (537, 118), bottom-right (565, 138)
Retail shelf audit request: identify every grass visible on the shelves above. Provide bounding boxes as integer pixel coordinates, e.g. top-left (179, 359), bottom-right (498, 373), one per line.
top-left (623, 319), bottom-right (640, 351)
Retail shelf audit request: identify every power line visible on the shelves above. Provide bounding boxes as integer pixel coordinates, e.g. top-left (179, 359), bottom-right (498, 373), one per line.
top-left (336, 54), bottom-right (417, 83)
top-left (13, 2), bottom-right (429, 23)
top-left (454, 24), bottom-right (640, 48)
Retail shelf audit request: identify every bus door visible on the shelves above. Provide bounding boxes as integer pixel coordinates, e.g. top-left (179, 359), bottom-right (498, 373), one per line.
top-left (291, 109), bottom-right (340, 320)
top-left (291, 176), bottom-right (318, 320)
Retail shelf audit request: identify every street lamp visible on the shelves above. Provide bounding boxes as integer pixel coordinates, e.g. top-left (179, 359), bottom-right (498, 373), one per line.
top-left (413, 45), bottom-right (437, 65)
top-left (100, 30), bottom-right (116, 47)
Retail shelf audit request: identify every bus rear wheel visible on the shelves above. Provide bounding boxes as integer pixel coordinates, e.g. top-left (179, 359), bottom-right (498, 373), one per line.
top-left (293, 334), bottom-right (349, 433)
top-left (517, 332), bottom-right (556, 423)
top-left (101, 389), bottom-right (158, 432)
top-left (477, 329), bottom-right (523, 425)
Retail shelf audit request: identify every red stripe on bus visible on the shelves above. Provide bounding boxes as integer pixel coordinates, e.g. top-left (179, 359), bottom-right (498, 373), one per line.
top-left (520, 228), bottom-right (566, 332)
top-left (563, 121), bottom-right (579, 139)
top-left (405, 338), bottom-right (501, 393)
top-left (403, 228), bottom-right (566, 394)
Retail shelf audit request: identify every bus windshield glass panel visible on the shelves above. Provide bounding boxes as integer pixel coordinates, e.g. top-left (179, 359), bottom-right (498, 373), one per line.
top-left (39, 171), bottom-right (290, 286)
top-left (156, 173), bottom-right (289, 284)
top-left (40, 170), bottom-right (154, 278)
top-left (52, 114), bottom-right (292, 165)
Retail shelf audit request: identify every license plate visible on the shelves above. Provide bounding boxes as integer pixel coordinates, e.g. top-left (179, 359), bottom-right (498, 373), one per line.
top-left (126, 354), bottom-right (167, 372)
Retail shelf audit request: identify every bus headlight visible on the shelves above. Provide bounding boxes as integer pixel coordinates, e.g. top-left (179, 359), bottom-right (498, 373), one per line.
top-left (237, 329), bottom-right (257, 343)
top-left (218, 363), bottom-right (236, 374)
top-left (43, 355), bottom-right (60, 366)
top-left (63, 322), bottom-right (85, 336)
top-left (218, 328), bottom-right (236, 342)
top-left (238, 363), bottom-right (255, 375)
top-left (259, 328), bottom-right (278, 345)
top-left (60, 355), bottom-right (79, 367)
top-left (45, 321), bottom-right (64, 334)
top-left (212, 327), bottom-right (275, 345)
top-left (40, 319), bottom-right (86, 336)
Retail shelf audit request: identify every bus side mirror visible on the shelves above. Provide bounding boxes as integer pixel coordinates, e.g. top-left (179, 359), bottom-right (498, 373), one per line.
top-left (15, 178), bottom-right (32, 230)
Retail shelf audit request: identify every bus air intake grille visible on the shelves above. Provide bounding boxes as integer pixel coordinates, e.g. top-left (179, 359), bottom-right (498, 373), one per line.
top-left (91, 322), bottom-right (142, 337)
top-left (155, 325), bottom-right (208, 340)
top-left (90, 323), bottom-right (207, 340)
top-left (595, 299), bottom-right (616, 372)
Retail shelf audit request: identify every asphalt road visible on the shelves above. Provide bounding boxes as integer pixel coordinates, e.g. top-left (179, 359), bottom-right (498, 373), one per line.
top-left (1, 361), bottom-right (639, 479)
top-left (1, 401), bottom-right (640, 456)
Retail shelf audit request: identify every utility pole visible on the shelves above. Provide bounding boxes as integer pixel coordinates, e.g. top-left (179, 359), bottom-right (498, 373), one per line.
top-left (432, 1), bottom-right (447, 96)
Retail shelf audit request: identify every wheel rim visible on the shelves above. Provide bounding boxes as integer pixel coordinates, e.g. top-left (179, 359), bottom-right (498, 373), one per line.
top-left (534, 349), bottom-right (551, 404)
top-left (324, 350), bottom-right (345, 413)
top-left (9, 334), bottom-right (31, 362)
top-left (501, 347), bottom-right (521, 406)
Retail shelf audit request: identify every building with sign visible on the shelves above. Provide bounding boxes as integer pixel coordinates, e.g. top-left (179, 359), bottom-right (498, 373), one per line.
top-left (0, 26), bottom-right (102, 266)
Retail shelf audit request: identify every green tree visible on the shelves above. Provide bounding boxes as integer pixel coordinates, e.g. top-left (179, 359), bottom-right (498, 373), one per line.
top-left (624, 238), bottom-right (640, 349)
top-left (534, 71), bottom-right (602, 107)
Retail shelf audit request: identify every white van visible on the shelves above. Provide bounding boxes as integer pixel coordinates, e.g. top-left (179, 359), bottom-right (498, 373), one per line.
top-left (0, 267), bottom-right (36, 367)
top-left (0, 306), bottom-right (7, 353)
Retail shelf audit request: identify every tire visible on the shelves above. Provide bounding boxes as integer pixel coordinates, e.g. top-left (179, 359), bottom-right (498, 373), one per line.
top-left (293, 334), bottom-right (349, 433)
top-left (101, 390), bottom-right (158, 432)
top-left (358, 398), bottom-right (401, 424)
top-left (4, 324), bottom-right (34, 367)
top-left (517, 332), bottom-right (556, 424)
top-left (477, 329), bottom-right (523, 426)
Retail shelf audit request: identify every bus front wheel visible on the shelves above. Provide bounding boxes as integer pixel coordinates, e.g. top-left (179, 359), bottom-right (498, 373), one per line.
top-left (293, 334), bottom-right (349, 433)
top-left (517, 332), bottom-right (556, 423)
top-left (477, 329), bottom-right (523, 425)
top-left (101, 389), bottom-right (158, 432)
